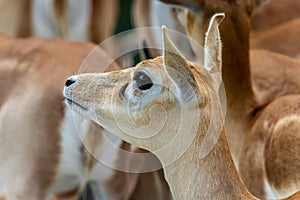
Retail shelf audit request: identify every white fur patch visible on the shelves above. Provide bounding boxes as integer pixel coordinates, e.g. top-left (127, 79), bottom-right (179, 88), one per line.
top-left (88, 130), bottom-right (122, 182)
top-left (265, 180), bottom-right (299, 200)
top-left (67, 0), bottom-right (91, 40)
top-left (87, 130), bottom-right (123, 199)
top-left (265, 180), bottom-right (279, 200)
top-left (32, 0), bottom-right (61, 38)
top-left (273, 114), bottom-right (300, 132)
top-left (149, 1), bottom-right (195, 58)
top-left (0, 58), bottom-right (29, 72)
top-left (31, 0), bottom-right (91, 40)
top-left (50, 108), bottom-right (89, 193)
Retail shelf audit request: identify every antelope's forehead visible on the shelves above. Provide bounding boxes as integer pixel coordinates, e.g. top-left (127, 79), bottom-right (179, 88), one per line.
top-left (136, 57), bottom-right (163, 68)
top-left (134, 58), bottom-right (165, 75)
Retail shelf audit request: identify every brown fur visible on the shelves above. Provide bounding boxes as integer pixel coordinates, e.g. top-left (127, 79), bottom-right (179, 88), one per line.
top-left (251, 18), bottom-right (300, 60)
top-left (53, 0), bottom-right (68, 38)
top-left (0, 34), bottom-right (164, 199)
top-left (0, 35), bottom-right (95, 199)
top-left (0, 0), bottom-right (31, 37)
top-left (251, 0), bottom-right (300, 31)
top-left (89, 0), bottom-right (119, 43)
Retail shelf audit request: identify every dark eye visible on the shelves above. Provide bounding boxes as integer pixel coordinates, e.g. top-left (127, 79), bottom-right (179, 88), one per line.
top-left (133, 71), bottom-right (153, 90)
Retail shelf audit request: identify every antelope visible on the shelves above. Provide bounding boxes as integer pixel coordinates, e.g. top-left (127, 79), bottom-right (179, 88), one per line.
top-left (250, 0), bottom-right (300, 59)
top-left (134, 0), bottom-right (300, 199)
top-left (251, 18), bottom-right (300, 60)
top-left (63, 14), bottom-right (300, 200)
top-left (0, 0), bottom-right (118, 43)
top-left (251, 0), bottom-right (300, 31)
top-left (133, 0), bottom-right (300, 60)
top-left (250, 0), bottom-right (300, 60)
top-left (0, 34), bottom-right (166, 200)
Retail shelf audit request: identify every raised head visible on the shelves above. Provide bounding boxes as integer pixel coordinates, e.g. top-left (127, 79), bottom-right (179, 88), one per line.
top-left (63, 13), bottom-right (225, 162)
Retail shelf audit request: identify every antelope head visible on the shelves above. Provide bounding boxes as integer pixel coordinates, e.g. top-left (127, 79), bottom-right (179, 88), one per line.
top-left (63, 13), bottom-right (224, 163)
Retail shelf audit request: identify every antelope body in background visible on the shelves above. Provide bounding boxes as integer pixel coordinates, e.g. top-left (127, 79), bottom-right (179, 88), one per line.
top-left (251, 0), bottom-right (300, 31)
top-left (134, 0), bottom-right (300, 199)
top-left (0, 0), bottom-right (118, 43)
top-left (250, 18), bottom-right (300, 60)
top-left (250, 0), bottom-right (300, 60)
top-left (0, 34), bottom-right (167, 200)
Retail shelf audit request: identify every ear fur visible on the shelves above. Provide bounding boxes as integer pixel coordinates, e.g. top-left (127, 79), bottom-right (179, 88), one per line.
top-left (162, 26), bottom-right (197, 103)
top-left (204, 13), bottom-right (224, 74)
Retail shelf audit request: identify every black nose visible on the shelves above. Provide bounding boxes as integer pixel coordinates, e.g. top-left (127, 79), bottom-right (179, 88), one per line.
top-left (65, 78), bottom-right (76, 87)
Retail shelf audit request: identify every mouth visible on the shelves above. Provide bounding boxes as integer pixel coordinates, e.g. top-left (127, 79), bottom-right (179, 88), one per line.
top-left (65, 98), bottom-right (89, 111)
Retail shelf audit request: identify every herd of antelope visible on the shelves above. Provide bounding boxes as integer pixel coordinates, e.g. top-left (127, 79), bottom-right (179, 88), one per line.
top-left (0, 0), bottom-right (299, 200)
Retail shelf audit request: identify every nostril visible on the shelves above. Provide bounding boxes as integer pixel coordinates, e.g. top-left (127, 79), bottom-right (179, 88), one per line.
top-left (65, 78), bottom-right (76, 87)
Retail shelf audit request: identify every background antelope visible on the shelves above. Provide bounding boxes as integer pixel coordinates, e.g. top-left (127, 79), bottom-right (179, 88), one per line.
top-left (133, 0), bottom-right (300, 61)
top-left (250, 0), bottom-right (300, 60)
top-left (0, 34), bottom-right (170, 199)
top-left (0, 0), bottom-right (118, 43)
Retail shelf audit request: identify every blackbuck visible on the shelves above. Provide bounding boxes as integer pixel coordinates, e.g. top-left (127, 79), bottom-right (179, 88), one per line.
top-left (134, 0), bottom-right (300, 199)
top-left (0, 34), bottom-right (167, 200)
top-left (0, 0), bottom-right (118, 43)
top-left (64, 14), bottom-right (300, 200)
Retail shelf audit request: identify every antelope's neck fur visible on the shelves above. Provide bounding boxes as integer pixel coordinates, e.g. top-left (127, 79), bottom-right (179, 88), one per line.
top-left (162, 127), bottom-right (255, 200)
top-left (216, 8), bottom-right (257, 162)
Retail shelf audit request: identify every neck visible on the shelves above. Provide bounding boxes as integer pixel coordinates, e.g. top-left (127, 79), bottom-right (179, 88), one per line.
top-left (204, 7), bottom-right (258, 159)
top-left (161, 128), bottom-right (255, 200)
top-left (220, 9), bottom-right (256, 110)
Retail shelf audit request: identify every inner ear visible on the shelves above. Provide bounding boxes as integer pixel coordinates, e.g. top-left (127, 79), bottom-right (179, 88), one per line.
top-left (162, 26), bottom-right (197, 103)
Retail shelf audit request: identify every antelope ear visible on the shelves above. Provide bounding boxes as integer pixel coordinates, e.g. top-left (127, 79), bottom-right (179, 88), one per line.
top-left (162, 26), bottom-right (197, 103)
top-left (204, 13), bottom-right (224, 74)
